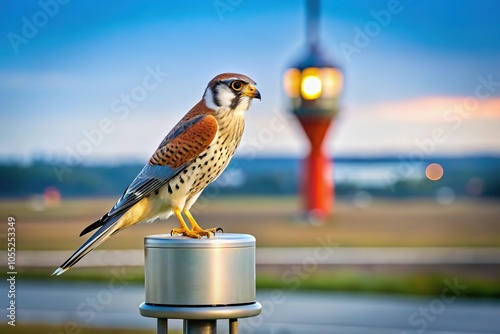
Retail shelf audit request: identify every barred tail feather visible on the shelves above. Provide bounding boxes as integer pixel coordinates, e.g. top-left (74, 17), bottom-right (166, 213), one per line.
top-left (52, 213), bottom-right (124, 276)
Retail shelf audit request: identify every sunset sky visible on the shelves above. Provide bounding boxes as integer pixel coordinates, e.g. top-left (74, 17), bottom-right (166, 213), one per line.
top-left (1, 0), bottom-right (499, 163)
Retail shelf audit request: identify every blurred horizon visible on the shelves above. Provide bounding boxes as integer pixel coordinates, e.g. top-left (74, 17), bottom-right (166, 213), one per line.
top-left (2, 156), bottom-right (500, 201)
top-left (1, 0), bottom-right (500, 163)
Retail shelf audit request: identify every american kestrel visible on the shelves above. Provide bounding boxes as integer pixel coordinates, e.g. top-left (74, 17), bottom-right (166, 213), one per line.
top-left (53, 73), bottom-right (261, 275)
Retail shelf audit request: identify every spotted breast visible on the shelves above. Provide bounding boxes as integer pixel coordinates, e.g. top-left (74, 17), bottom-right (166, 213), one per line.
top-left (153, 107), bottom-right (245, 214)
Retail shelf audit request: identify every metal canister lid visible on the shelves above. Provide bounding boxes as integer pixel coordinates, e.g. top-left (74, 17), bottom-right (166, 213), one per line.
top-left (145, 233), bottom-right (255, 249)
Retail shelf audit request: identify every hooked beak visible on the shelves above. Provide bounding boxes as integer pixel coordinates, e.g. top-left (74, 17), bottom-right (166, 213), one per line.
top-left (242, 84), bottom-right (261, 100)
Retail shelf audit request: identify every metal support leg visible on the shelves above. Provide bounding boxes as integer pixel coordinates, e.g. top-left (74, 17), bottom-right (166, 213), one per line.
top-left (184, 319), bottom-right (217, 334)
top-left (157, 318), bottom-right (168, 334)
top-left (229, 318), bottom-right (238, 334)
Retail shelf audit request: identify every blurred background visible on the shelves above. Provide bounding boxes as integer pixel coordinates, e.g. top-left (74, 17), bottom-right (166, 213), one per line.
top-left (1, 0), bottom-right (500, 333)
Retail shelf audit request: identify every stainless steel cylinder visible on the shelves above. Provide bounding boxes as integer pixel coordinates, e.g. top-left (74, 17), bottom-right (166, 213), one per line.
top-left (144, 233), bottom-right (256, 306)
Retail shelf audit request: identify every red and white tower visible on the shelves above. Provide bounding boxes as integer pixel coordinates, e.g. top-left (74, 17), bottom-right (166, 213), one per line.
top-left (283, 0), bottom-right (343, 221)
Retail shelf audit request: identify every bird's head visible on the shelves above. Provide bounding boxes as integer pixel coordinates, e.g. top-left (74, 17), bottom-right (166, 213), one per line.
top-left (203, 73), bottom-right (261, 114)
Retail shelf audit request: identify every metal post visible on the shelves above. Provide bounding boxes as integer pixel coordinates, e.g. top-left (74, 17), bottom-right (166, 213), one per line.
top-left (306, 0), bottom-right (320, 49)
top-left (229, 319), bottom-right (238, 334)
top-left (184, 320), bottom-right (216, 334)
top-left (139, 233), bottom-right (262, 334)
top-left (158, 318), bottom-right (168, 334)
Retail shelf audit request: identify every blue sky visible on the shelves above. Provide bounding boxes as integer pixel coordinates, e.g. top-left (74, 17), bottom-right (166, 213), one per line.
top-left (1, 0), bottom-right (499, 163)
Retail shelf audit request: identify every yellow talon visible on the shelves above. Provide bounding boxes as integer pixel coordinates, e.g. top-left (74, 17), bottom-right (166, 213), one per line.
top-left (171, 209), bottom-right (215, 238)
top-left (184, 209), bottom-right (216, 235)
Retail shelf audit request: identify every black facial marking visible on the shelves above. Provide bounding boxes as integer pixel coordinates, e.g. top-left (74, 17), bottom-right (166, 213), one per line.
top-left (229, 95), bottom-right (240, 110)
top-left (211, 85), bottom-right (221, 107)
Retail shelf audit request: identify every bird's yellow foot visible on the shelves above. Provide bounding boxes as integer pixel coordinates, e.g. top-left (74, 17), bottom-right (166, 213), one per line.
top-left (193, 225), bottom-right (218, 235)
top-left (170, 227), bottom-right (215, 239)
top-left (171, 209), bottom-right (222, 238)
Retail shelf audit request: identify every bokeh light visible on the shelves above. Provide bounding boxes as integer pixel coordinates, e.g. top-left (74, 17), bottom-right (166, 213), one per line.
top-left (425, 163), bottom-right (444, 181)
top-left (300, 67), bottom-right (323, 100)
top-left (283, 68), bottom-right (301, 98)
top-left (353, 190), bottom-right (373, 209)
top-left (301, 74), bottom-right (322, 100)
top-left (321, 68), bottom-right (343, 97)
top-left (43, 186), bottom-right (61, 208)
top-left (466, 177), bottom-right (485, 196)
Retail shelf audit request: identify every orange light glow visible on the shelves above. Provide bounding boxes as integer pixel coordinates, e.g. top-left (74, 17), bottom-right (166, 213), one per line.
top-left (321, 68), bottom-right (343, 97)
top-left (283, 68), bottom-right (301, 98)
top-left (425, 163), bottom-right (444, 181)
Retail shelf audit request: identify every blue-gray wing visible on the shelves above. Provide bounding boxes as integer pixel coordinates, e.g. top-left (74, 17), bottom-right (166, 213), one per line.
top-left (108, 163), bottom-right (183, 217)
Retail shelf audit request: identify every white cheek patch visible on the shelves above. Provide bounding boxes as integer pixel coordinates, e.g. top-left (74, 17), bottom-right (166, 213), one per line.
top-left (203, 88), bottom-right (219, 110)
top-left (216, 85), bottom-right (236, 108)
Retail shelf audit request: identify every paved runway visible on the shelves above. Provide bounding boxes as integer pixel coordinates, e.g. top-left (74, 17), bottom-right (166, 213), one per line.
top-left (3, 280), bottom-right (499, 333)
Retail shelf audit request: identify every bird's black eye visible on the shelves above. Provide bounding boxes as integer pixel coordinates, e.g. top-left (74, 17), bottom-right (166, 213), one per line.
top-left (231, 81), bottom-right (243, 91)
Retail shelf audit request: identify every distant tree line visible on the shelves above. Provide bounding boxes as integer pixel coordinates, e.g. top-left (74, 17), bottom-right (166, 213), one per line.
top-left (1, 156), bottom-right (499, 199)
